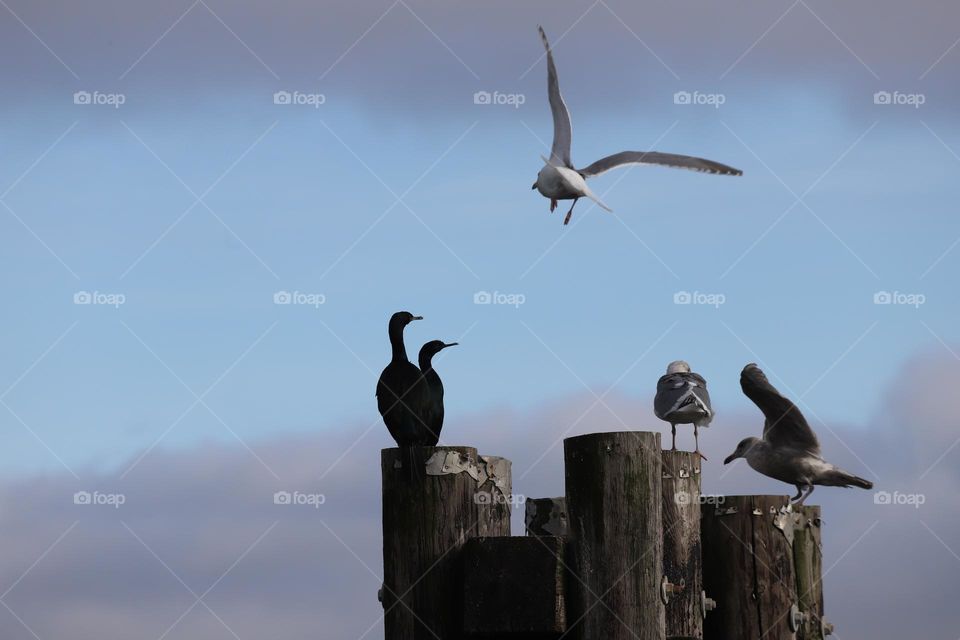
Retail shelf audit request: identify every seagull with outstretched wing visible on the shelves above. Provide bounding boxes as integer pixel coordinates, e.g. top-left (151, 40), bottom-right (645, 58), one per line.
top-left (531, 26), bottom-right (743, 225)
top-left (724, 364), bottom-right (873, 504)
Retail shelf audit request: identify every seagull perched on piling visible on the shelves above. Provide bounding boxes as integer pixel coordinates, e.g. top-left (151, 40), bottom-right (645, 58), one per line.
top-left (724, 363), bottom-right (873, 504)
top-left (376, 311), bottom-right (427, 448)
top-left (654, 360), bottom-right (713, 457)
top-left (531, 26), bottom-right (743, 225)
top-left (417, 340), bottom-right (458, 446)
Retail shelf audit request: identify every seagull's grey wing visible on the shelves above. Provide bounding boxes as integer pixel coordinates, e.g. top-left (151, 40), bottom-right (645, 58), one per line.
top-left (740, 364), bottom-right (820, 454)
top-left (538, 26), bottom-right (572, 168)
top-left (687, 372), bottom-right (713, 417)
top-left (655, 372), bottom-right (712, 423)
top-left (688, 372), bottom-right (708, 388)
top-left (577, 151), bottom-right (743, 178)
top-left (654, 373), bottom-right (682, 420)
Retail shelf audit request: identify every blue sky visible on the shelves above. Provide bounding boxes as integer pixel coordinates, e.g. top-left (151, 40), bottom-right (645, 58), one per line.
top-left (2, 80), bottom-right (957, 476)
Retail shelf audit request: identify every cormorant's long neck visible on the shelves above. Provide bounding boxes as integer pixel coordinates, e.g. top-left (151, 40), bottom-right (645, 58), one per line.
top-left (389, 323), bottom-right (408, 363)
top-left (418, 354), bottom-right (433, 374)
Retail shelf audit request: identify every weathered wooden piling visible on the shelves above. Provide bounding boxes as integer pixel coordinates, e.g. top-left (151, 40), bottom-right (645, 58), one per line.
top-left (382, 446), bottom-right (511, 640)
top-left (701, 495), bottom-right (798, 640)
top-left (476, 455), bottom-right (513, 537)
top-left (660, 450), bottom-right (704, 639)
top-left (793, 505), bottom-right (828, 639)
top-left (462, 536), bottom-right (567, 637)
top-left (564, 432), bottom-right (665, 640)
top-left (525, 497), bottom-right (569, 537)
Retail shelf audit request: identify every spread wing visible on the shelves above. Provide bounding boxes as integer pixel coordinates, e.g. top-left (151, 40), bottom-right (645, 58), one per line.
top-left (578, 151), bottom-right (743, 178)
top-left (740, 364), bottom-right (820, 455)
top-left (539, 26), bottom-right (572, 168)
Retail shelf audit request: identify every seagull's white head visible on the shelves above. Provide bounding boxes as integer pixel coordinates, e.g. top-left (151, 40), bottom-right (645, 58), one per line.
top-left (666, 360), bottom-right (691, 374)
top-left (724, 437), bottom-right (762, 465)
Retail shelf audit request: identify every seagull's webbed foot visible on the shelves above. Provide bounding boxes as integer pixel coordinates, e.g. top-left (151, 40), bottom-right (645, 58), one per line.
top-left (563, 198), bottom-right (579, 225)
top-left (797, 484), bottom-right (815, 505)
top-left (550, 199), bottom-right (558, 212)
top-left (694, 425), bottom-right (707, 460)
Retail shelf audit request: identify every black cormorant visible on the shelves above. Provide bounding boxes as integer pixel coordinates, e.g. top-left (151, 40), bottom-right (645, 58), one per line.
top-left (417, 340), bottom-right (458, 446)
top-left (376, 311), bottom-right (426, 447)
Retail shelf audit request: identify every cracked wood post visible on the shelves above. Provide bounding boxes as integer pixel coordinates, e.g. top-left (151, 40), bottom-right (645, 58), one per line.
top-left (476, 455), bottom-right (512, 537)
top-left (564, 431), bottom-right (665, 640)
top-left (381, 446), bottom-right (510, 640)
top-left (701, 495), bottom-right (798, 640)
top-left (660, 450), bottom-right (704, 639)
top-left (793, 505), bottom-right (827, 639)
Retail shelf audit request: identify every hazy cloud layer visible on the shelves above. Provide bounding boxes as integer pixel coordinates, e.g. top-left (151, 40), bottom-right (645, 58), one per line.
top-left (1, 348), bottom-right (958, 639)
top-left (2, 0), bottom-right (958, 119)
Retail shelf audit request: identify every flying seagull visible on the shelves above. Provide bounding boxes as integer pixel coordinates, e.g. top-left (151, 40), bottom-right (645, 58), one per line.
top-left (417, 340), bottom-right (458, 446)
top-left (376, 311), bottom-right (427, 448)
top-left (724, 363), bottom-right (873, 504)
top-left (654, 360), bottom-right (713, 457)
top-left (532, 26), bottom-right (743, 225)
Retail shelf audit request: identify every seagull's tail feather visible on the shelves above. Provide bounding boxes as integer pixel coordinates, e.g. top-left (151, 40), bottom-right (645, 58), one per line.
top-left (821, 467), bottom-right (873, 490)
top-left (581, 184), bottom-right (612, 212)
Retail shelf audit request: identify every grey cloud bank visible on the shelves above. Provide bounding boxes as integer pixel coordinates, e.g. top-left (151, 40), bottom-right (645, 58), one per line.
top-left (2, 0), bottom-right (958, 120)
top-left (0, 348), bottom-right (958, 638)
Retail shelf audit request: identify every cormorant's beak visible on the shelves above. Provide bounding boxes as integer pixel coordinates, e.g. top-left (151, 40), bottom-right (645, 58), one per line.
top-left (443, 342), bottom-right (459, 349)
top-left (723, 452), bottom-right (737, 465)
top-left (411, 316), bottom-right (423, 321)
top-left (531, 182), bottom-right (537, 189)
